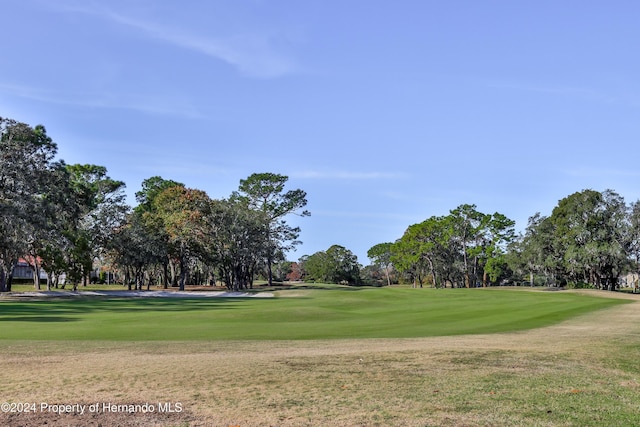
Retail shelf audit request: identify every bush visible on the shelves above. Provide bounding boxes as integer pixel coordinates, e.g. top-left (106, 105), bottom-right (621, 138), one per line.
top-left (566, 281), bottom-right (594, 289)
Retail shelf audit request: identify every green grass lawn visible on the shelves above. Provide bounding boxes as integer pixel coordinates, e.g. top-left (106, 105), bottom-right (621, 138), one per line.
top-left (0, 287), bottom-right (628, 340)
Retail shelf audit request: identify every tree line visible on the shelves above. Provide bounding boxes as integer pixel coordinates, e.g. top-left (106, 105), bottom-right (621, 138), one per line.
top-left (4, 117), bottom-right (640, 292)
top-left (0, 117), bottom-right (308, 292)
top-left (508, 189), bottom-right (639, 290)
top-left (365, 204), bottom-right (515, 288)
top-left (365, 190), bottom-right (640, 290)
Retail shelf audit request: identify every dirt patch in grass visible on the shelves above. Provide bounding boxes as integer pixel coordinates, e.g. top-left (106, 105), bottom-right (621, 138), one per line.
top-left (1, 290), bottom-right (639, 426)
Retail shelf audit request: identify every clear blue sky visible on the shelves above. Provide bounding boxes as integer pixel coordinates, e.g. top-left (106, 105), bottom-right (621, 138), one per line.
top-left (3, 1), bottom-right (640, 264)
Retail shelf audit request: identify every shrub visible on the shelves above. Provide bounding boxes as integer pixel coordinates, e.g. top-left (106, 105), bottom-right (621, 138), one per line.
top-left (566, 281), bottom-right (594, 289)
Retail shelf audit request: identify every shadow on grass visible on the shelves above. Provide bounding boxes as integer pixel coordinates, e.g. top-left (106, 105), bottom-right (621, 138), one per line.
top-left (0, 297), bottom-right (250, 321)
top-left (268, 283), bottom-right (366, 291)
top-left (0, 316), bottom-right (78, 322)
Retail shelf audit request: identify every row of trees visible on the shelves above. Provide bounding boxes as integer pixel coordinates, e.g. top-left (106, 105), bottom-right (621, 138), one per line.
top-left (365, 190), bottom-right (640, 290)
top-left (4, 117), bottom-right (640, 292)
top-left (113, 172), bottom-right (308, 291)
top-left (300, 245), bottom-right (361, 284)
top-left (0, 117), bottom-right (129, 291)
top-left (0, 117), bottom-right (309, 292)
top-left (508, 189), bottom-right (640, 290)
top-left (366, 204), bottom-right (515, 288)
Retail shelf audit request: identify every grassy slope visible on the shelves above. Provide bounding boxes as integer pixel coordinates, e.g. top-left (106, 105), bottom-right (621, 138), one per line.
top-left (0, 287), bottom-right (628, 340)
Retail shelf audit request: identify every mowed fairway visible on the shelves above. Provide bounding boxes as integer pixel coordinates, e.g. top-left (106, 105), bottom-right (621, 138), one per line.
top-left (0, 287), bottom-right (639, 426)
top-left (0, 287), bottom-right (627, 340)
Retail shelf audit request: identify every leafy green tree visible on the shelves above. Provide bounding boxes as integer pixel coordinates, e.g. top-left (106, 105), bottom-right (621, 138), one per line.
top-left (628, 200), bottom-right (640, 288)
top-left (296, 255), bottom-right (310, 281)
top-left (108, 212), bottom-right (167, 290)
top-left (0, 117), bottom-right (61, 291)
top-left (233, 172), bottom-right (310, 286)
top-left (207, 198), bottom-right (269, 291)
top-left (367, 242), bottom-right (394, 286)
top-left (63, 164), bottom-right (128, 290)
top-left (134, 176), bottom-right (184, 288)
top-left (391, 215), bottom-right (456, 287)
top-left (135, 176), bottom-right (184, 215)
top-left (303, 251), bottom-right (331, 283)
top-left (153, 186), bottom-right (211, 291)
top-left (548, 189), bottom-right (628, 289)
top-left (34, 163), bottom-right (77, 290)
top-left (509, 189), bottom-right (631, 290)
top-left (304, 245), bottom-right (360, 285)
top-left (389, 235), bottom-right (422, 287)
top-left (359, 264), bottom-right (386, 286)
top-left (272, 260), bottom-right (293, 283)
top-left (391, 207), bottom-right (515, 288)
top-left (478, 213), bottom-right (516, 286)
top-left (326, 244), bottom-right (361, 284)
top-left (449, 204), bottom-right (487, 288)
top-left (508, 213), bottom-right (557, 286)
top-left (392, 222), bottom-right (432, 287)
top-left (483, 254), bottom-right (510, 284)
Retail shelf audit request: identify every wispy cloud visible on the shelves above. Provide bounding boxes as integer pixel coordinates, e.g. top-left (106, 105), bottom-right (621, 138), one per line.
top-left (0, 83), bottom-right (202, 118)
top-left (61, 3), bottom-right (298, 79)
top-left (291, 170), bottom-right (407, 180)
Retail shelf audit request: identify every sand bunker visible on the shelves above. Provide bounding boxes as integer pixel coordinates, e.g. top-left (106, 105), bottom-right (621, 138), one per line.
top-left (5, 290), bottom-right (274, 298)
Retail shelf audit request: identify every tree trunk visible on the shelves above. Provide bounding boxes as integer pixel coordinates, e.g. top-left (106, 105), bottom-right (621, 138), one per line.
top-left (529, 271), bottom-right (534, 287)
top-left (472, 256), bottom-right (478, 287)
top-left (267, 254), bottom-right (273, 287)
top-left (179, 255), bottom-right (188, 291)
top-left (170, 260), bottom-right (178, 287)
top-left (427, 258), bottom-right (437, 288)
top-left (232, 266), bottom-right (240, 292)
top-left (163, 263), bottom-right (169, 289)
top-left (136, 269), bottom-right (143, 291)
top-left (463, 253), bottom-right (470, 288)
top-left (33, 263), bottom-right (41, 290)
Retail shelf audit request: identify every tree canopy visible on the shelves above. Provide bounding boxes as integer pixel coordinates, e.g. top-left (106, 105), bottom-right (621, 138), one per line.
top-left (233, 172), bottom-right (310, 286)
top-left (512, 189), bottom-right (629, 289)
top-left (303, 245), bottom-right (361, 285)
top-left (387, 205), bottom-right (515, 288)
top-left (0, 117), bottom-right (311, 291)
top-left (4, 116), bottom-right (640, 293)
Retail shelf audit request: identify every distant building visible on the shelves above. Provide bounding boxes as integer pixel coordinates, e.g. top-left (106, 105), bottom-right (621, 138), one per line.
top-left (11, 259), bottom-right (48, 281)
top-left (620, 273), bottom-right (639, 290)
